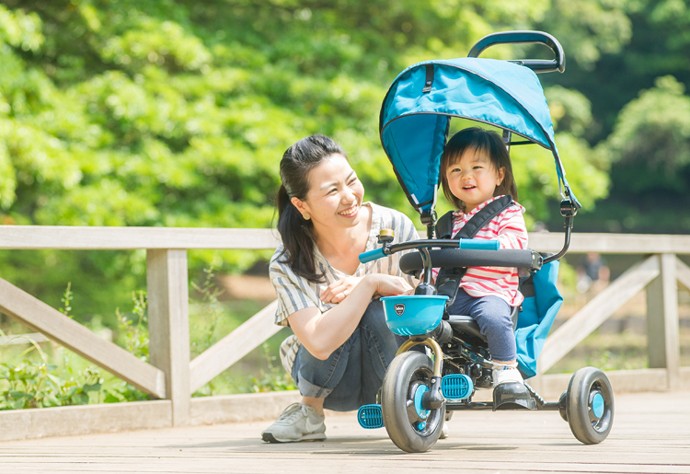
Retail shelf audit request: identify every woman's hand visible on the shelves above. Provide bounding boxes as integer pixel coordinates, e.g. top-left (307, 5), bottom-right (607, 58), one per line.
top-left (320, 274), bottom-right (413, 304)
top-left (368, 274), bottom-right (414, 297)
top-left (320, 276), bottom-right (363, 304)
top-left (292, 273), bottom-right (413, 360)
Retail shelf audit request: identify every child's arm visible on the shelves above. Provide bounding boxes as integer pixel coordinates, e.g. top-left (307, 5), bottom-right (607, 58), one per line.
top-left (495, 207), bottom-right (528, 250)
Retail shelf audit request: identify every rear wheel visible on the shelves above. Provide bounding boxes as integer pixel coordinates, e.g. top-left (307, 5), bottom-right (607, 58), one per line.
top-left (381, 351), bottom-right (445, 453)
top-left (565, 367), bottom-right (614, 444)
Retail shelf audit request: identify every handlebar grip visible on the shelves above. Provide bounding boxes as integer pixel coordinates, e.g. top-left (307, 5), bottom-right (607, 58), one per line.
top-left (359, 248), bottom-right (386, 263)
top-left (458, 239), bottom-right (500, 250)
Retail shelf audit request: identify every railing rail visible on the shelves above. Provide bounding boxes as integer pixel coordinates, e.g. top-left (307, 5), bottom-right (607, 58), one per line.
top-left (0, 227), bottom-right (688, 440)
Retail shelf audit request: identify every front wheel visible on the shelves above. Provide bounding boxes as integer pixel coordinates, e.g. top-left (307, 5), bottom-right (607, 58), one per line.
top-left (381, 351), bottom-right (445, 453)
top-left (565, 367), bottom-right (614, 444)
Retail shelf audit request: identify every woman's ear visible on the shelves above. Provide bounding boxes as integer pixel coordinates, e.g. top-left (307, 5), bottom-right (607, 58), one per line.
top-left (290, 196), bottom-right (305, 211)
top-left (290, 196), bottom-right (310, 219)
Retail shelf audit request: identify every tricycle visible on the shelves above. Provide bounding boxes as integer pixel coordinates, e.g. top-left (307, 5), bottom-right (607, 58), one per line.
top-left (356, 30), bottom-right (614, 453)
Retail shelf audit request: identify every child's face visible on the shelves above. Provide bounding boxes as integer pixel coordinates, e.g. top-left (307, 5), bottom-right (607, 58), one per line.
top-left (444, 147), bottom-right (505, 213)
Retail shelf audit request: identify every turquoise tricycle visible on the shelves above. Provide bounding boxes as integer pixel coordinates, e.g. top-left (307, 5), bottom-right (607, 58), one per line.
top-left (356, 31), bottom-right (614, 453)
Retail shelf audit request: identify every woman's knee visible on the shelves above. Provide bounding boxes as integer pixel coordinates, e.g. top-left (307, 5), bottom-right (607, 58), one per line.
top-left (293, 342), bottom-right (350, 392)
top-left (360, 299), bottom-right (385, 325)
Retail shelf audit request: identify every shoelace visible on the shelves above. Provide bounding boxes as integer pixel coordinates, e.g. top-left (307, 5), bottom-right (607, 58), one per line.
top-left (277, 403), bottom-right (305, 422)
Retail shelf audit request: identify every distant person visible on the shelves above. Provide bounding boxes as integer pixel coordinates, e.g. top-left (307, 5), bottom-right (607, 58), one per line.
top-left (576, 252), bottom-right (610, 294)
top-left (261, 134), bottom-right (417, 443)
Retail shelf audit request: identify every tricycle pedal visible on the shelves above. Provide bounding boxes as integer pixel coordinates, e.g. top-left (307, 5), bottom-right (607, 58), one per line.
top-left (441, 374), bottom-right (473, 400)
top-left (357, 404), bottom-right (384, 429)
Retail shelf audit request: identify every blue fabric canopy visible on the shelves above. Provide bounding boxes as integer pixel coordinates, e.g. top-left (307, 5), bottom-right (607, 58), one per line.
top-left (379, 57), bottom-right (570, 215)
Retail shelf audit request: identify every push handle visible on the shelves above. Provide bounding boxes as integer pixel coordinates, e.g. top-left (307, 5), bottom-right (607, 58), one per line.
top-left (468, 30), bottom-right (565, 74)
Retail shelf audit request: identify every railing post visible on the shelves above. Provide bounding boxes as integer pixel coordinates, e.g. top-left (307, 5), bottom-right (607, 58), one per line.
top-left (646, 253), bottom-right (680, 389)
top-left (147, 249), bottom-right (191, 425)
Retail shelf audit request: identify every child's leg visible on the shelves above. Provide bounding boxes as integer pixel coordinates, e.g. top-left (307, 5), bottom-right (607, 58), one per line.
top-left (468, 296), bottom-right (516, 363)
top-left (448, 290), bottom-right (516, 362)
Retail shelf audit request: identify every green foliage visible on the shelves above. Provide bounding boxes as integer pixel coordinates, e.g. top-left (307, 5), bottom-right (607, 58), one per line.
top-left (248, 343), bottom-right (296, 393)
top-left (604, 76), bottom-right (690, 176)
top-left (115, 290), bottom-right (149, 360)
top-left (1, 0), bottom-right (689, 323)
top-left (0, 276), bottom-right (289, 410)
top-left (59, 282), bottom-right (74, 317)
top-left (0, 335), bottom-right (104, 410)
top-left (538, 0), bottom-right (632, 70)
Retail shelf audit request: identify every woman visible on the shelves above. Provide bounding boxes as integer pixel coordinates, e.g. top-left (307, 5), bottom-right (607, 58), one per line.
top-left (261, 135), bottom-right (417, 443)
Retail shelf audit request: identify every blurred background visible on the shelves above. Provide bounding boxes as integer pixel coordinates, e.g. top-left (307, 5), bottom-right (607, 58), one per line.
top-left (0, 1), bottom-right (688, 406)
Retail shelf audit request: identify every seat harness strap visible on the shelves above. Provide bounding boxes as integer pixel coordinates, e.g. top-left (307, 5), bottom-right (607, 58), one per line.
top-left (435, 195), bottom-right (514, 305)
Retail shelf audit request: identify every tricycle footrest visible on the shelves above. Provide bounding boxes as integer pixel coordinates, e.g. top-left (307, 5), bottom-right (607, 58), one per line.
top-left (441, 374), bottom-right (474, 400)
top-left (357, 404), bottom-right (384, 429)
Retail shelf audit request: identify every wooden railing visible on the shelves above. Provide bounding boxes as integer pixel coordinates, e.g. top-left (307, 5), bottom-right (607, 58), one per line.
top-left (0, 227), bottom-right (688, 440)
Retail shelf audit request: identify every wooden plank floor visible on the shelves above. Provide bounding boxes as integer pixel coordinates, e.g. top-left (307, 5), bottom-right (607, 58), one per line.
top-left (0, 390), bottom-right (688, 473)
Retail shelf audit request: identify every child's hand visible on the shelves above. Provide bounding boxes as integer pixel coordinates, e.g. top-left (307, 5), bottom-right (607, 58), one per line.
top-left (320, 276), bottom-right (363, 304)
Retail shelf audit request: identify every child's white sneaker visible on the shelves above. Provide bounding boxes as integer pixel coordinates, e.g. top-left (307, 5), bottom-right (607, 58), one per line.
top-left (492, 364), bottom-right (536, 410)
top-left (493, 365), bottom-right (524, 386)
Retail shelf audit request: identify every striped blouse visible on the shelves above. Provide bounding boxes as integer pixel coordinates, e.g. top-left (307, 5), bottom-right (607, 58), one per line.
top-left (269, 202), bottom-right (419, 326)
top-left (437, 195), bottom-right (528, 307)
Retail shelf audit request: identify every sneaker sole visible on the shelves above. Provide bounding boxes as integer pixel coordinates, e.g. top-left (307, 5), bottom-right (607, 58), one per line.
top-left (261, 432), bottom-right (327, 443)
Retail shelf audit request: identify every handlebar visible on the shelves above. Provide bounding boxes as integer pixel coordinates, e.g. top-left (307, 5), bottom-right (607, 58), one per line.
top-left (358, 238), bottom-right (499, 264)
top-left (468, 30), bottom-right (565, 74)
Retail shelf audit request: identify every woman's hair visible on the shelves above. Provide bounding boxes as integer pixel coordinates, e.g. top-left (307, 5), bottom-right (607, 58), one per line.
top-left (276, 134), bottom-right (347, 282)
top-left (439, 127), bottom-right (518, 211)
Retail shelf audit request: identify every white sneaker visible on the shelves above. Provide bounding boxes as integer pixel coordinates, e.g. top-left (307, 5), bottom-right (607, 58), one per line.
top-left (493, 365), bottom-right (524, 387)
top-left (261, 403), bottom-right (326, 443)
top-left (439, 411), bottom-right (453, 440)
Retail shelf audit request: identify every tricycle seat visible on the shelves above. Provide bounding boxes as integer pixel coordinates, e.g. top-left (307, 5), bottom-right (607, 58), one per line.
top-left (447, 315), bottom-right (485, 341)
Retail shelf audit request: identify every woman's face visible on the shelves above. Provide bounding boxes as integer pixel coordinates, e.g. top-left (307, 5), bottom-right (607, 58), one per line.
top-left (291, 154), bottom-right (365, 231)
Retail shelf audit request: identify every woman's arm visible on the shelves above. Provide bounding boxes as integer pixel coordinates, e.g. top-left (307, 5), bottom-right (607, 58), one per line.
top-left (287, 274), bottom-right (411, 360)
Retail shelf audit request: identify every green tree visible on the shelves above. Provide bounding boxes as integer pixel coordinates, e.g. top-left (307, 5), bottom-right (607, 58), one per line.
top-left (587, 76), bottom-right (690, 232)
top-left (0, 0), bottom-right (612, 320)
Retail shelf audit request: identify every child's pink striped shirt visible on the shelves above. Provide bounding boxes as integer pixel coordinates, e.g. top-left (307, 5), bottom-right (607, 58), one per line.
top-left (435, 195), bottom-right (528, 306)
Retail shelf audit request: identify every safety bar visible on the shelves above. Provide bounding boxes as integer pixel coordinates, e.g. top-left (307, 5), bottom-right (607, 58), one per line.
top-left (398, 248), bottom-right (543, 276)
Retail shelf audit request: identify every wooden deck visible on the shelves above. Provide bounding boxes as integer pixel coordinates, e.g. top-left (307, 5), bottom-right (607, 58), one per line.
top-left (1, 390), bottom-right (688, 473)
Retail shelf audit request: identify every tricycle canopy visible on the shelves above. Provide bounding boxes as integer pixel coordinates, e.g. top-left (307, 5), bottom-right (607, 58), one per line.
top-left (379, 56), bottom-right (576, 217)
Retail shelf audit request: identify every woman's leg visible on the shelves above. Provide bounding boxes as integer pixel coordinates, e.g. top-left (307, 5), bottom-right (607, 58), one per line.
top-left (262, 332), bottom-right (355, 443)
top-left (292, 334), bottom-right (353, 407)
top-left (307, 300), bottom-right (401, 411)
top-left (358, 299), bottom-right (404, 404)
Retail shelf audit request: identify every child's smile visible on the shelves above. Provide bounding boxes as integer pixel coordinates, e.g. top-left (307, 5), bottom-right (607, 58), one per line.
top-left (445, 147), bottom-right (505, 213)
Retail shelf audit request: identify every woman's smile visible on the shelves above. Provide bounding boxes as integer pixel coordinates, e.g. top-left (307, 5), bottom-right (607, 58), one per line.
top-left (338, 204), bottom-right (359, 218)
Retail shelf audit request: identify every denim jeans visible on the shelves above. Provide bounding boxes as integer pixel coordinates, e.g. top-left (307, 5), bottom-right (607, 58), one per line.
top-left (447, 289), bottom-right (516, 361)
top-left (291, 299), bottom-right (402, 411)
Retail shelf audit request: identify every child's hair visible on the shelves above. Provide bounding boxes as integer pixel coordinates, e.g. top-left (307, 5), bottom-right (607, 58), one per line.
top-left (440, 127), bottom-right (518, 211)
